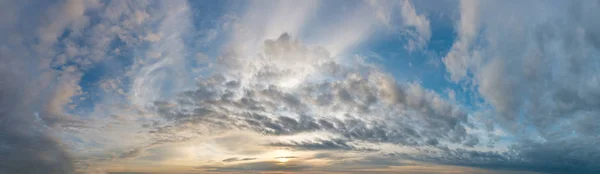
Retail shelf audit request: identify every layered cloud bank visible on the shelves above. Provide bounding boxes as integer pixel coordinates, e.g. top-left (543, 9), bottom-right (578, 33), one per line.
top-left (0, 0), bottom-right (599, 174)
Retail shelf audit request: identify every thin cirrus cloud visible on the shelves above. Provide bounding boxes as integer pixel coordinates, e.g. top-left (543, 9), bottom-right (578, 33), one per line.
top-left (0, 0), bottom-right (598, 174)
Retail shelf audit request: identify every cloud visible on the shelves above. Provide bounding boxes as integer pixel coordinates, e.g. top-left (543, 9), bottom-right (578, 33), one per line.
top-left (0, 70), bottom-right (74, 173)
top-left (276, 156), bottom-right (298, 159)
top-left (118, 148), bottom-right (147, 160)
top-left (0, 0), bottom-right (102, 173)
top-left (148, 33), bottom-right (475, 161)
top-left (36, 0), bottom-right (100, 49)
top-left (442, 0), bottom-right (479, 82)
top-left (399, 0), bottom-right (431, 51)
top-left (202, 161), bottom-right (311, 172)
top-left (367, 0), bottom-right (432, 52)
top-left (222, 157), bottom-right (257, 163)
top-left (0, 0), bottom-right (178, 173)
top-left (130, 0), bottom-right (195, 108)
top-left (143, 32), bottom-right (161, 42)
top-left (234, 0), bottom-right (319, 42)
top-left (268, 138), bottom-right (377, 152)
top-left (441, 0), bottom-right (600, 173)
top-left (8, 0), bottom-right (600, 173)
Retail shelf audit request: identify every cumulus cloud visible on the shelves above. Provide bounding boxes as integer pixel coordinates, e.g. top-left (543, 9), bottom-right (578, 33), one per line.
top-left (399, 0), bottom-right (431, 51)
top-left (148, 33), bottom-right (475, 160)
top-left (368, 0), bottom-right (432, 51)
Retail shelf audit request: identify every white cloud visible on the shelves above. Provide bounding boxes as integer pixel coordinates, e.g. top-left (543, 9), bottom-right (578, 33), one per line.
top-left (399, 0), bottom-right (431, 51)
top-left (229, 0), bottom-right (319, 55)
top-left (130, 0), bottom-right (195, 108)
top-left (443, 0), bottom-right (480, 82)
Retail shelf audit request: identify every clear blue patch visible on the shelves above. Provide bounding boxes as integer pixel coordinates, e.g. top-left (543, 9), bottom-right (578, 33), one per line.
top-left (72, 37), bottom-right (135, 115)
top-left (356, 13), bottom-right (478, 109)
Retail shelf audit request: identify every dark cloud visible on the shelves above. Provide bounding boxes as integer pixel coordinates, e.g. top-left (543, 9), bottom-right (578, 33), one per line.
top-left (268, 138), bottom-right (378, 152)
top-left (0, 52), bottom-right (74, 174)
top-left (117, 136), bottom-right (195, 160)
top-left (222, 157), bottom-right (258, 163)
top-left (276, 156), bottom-right (298, 159)
top-left (391, 142), bottom-right (600, 174)
top-left (307, 154), bottom-right (408, 172)
top-left (203, 161), bottom-right (311, 172)
top-left (0, 1), bottom-right (80, 173)
top-left (119, 148), bottom-right (145, 159)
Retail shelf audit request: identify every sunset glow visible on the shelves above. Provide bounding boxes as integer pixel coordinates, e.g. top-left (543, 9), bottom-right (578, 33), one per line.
top-left (1, 0), bottom-right (599, 174)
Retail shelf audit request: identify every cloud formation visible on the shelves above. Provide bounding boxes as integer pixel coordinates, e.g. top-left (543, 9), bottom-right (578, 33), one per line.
top-left (268, 138), bottom-right (378, 152)
top-left (2, 0), bottom-right (599, 174)
top-left (149, 33), bottom-right (474, 151)
top-left (442, 0), bottom-right (600, 173)
top-left (222, 157), bottom-right (257, 163)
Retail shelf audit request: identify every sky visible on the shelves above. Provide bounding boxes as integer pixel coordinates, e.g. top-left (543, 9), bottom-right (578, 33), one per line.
top-left (0, 0), bottom-right (599, 174)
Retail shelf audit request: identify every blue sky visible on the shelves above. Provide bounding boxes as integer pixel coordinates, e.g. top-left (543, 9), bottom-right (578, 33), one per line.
top-left (1, 0), bottom-right (600, 174)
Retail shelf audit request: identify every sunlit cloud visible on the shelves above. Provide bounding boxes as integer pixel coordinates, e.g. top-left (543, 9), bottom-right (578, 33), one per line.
top-left (1, 0), bottom-right (599, 174)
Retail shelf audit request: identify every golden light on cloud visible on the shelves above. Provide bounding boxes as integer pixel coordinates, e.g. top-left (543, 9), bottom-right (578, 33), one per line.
top-left (277, 157), bottom-right (289, 163)
top-left (275, 149), bottom-right (290, 156)
top-left (274, 149), bottom-right (294, 163)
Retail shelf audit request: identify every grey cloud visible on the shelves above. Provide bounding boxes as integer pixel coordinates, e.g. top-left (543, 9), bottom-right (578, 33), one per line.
top-left (506, 139), bottom-right (600, 174)
top-left (119, 148), bottom-right (145, 159)
top-left (276, 156), bottom-right (298, 159)
top-left (462, 135), bottom-right (479, 148)
top-left (202, 161), bottom-right (311, 172)
top-left (314, 154), bottom-right (407, 172)
top-left (268, 138), bottom-right (377, 152)
top-left (222, 157), bottom-right (257, 163)
top-left (154, 87), bottom-right (465, 147)
top-left (440, 0), bottom-right (600, 172)
top-left (342, 155), bottom-right (406, 168)
top-left (0, 0), bottom-right (101, 173)
top-left (392, 141), bottom-right (600, 174)
top-left (310, 152), bottom-right (336, 160)
top-left (115, 135), bottom-right (195, 160)
top-left (0, 113), bottom-right (74, 174)
top-left (367, 0), bottom-right (432, 52)
top-left (0, 61), bottom-right (75, 173)
top-left (445, 0), bottom-right (600, 133)
top-left (425, 138), bottom-right (439, 146)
